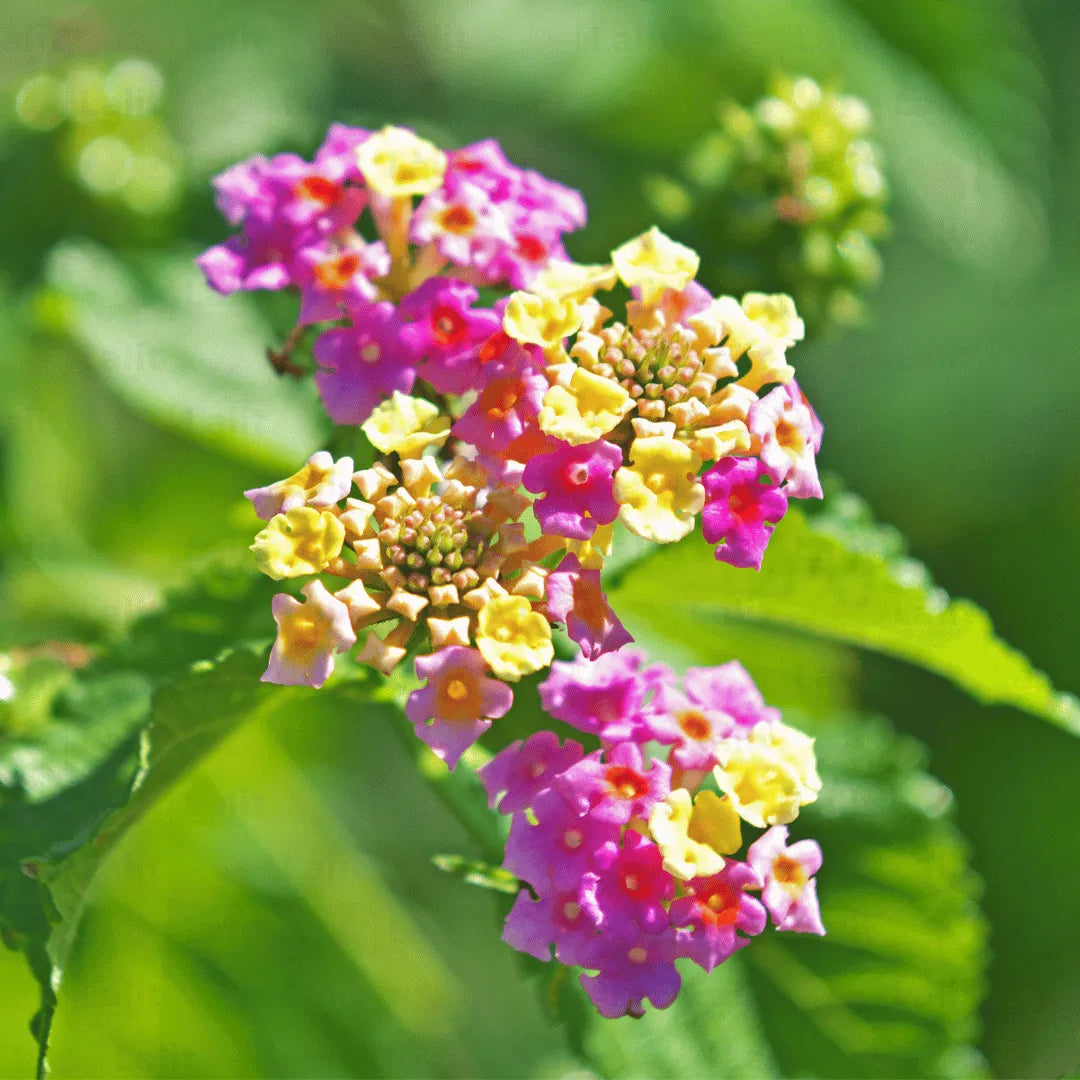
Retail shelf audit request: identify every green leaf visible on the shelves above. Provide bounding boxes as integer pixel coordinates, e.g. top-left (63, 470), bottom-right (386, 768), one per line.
top-left (40, 240), bottom-right (327, 470)
top-left (431, 854), bottom-right (519, 895)
top-left (0, 568), bottom-right (279, 1076)
top-left (609, 486), bottom-right (1080, 735)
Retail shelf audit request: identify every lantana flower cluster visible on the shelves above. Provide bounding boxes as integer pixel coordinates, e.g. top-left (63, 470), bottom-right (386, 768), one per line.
top-left (480, 652), bottom-right (824, 1017)
top-left (200, 123), bottom-right (827, 1017)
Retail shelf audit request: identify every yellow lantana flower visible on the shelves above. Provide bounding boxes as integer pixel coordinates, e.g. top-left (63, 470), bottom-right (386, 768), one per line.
top-left (251, 507), bottom-right (345, 580)
top-left (503, 291), bottom-right (582, 350)
top-left (713, 721), bottom-right (822, 828)
top-left (530, 261), bottom-right (618, 303)
top-left (611, 226), bottom-right (700, 303)
top-left (613, 435), bottom-right (704, 543)
top-left (741, 292), bottom-right (805, 349)
top-left (565, 522), bottom-right (615, 570)
top-left (648, 788), bottom-right (741, 881)
top-left (361, 391), bottom-right (451, 458)
top-left (538, 368), bottom-right (631, 445)
top-left (474, 595), bottom-right (554, 681)
top-left (356, 126), bottom-right (447, 197)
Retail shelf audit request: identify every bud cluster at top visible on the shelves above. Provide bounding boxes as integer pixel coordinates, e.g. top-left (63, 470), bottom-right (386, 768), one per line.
top-left (648, 74), bottom-right (889, 329)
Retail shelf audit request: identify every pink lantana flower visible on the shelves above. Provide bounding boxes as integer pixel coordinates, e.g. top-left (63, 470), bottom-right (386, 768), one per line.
top-left (263, 580), bottom-right (356, 688)
top-left (747, 826), bottom-right (825, 935)
top-left (593, 830), bottom-right (675, 933)
top-left (539, 650), bottom-right (671, 744)
top-left (411, 181), bottom-right (513, 270)
top-left (579, 925), bottom-right (682, 1019)
top-left (478, 731), bottom-right (584, 814)
top-left (504, 788), bottom-right (620, 890)
top-left (294, 239), bottom-right (390, 326)
top-left (748, 379), bottom-right (824, 499)
top-left (197, 215), bottom-right (305, 294)
top-left (647, 683), bottom-right (738, 774)
top-left (701, 457), bottom-right (789, 570)
top-left (545, 555), bottom-right (633, 660)
top-left (398, 278), bottom-right (503, 394)
top-left (313, 300), bottom-right (415, 424)
top-left (405, 646), bottom-right (514, 769)
top-left (555, 742), bottom-right (671, 826)
top-left (502, 874), bottom-right (604, 966)
top-left (313, 124), bottom-right (372, 177)
top-left (669, 860), bottom-right (767, 972)
top-left (452, 363), bottom-right (548, 455)
top-left (521, 439), bottom-right (622, 541)
top-left (683, 662), bottom-right (780, 732)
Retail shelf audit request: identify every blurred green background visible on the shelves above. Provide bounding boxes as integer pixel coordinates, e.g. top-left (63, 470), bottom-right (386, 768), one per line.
top-left (0, 0), bottom-right (1078, 1076)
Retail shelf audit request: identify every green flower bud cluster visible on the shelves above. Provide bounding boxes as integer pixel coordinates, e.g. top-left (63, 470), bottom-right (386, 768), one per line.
top-left (645, 75), bottom-right (889, 331)
top-left (378, 494), bottom-right (490, 595)
top-left (575, 323), bottom-right (724, 423)
top-left (13, 57), bottom-right (183, 216)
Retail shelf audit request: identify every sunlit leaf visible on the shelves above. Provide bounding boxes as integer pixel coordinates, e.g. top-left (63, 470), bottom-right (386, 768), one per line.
top-left (40, 241), bottom-right (327, 470)
top-left (609, 486), bottom-right (1080, 735)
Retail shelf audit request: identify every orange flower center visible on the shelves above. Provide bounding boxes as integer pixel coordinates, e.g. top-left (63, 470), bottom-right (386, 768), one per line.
top-left (678, 710), bottom-right (711, 741)
top-left (605, 764), bottom-right (648, 801)
top-left (439, 204), bottom-right (476, 234)
top-left (296, 175), bottom-right (342, 205)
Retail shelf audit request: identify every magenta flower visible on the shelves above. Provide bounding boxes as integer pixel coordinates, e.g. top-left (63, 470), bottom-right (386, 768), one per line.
top-left (210, 154), bottom-right (277, 225)
top-left (502, 874), bottom-right (603, 966)
top-left (313, 124), bottom-right (371, 176)
top-left (478, 731), bottom-right (584, 814)
top-left (555, 742), bottom-right (671, 826)
top-left (593, 831), bottom-right (675, 933)
top-left (747, 826), bottom-right (825, 935)
top-left (748, 379), bottom-right (824, 499)
top-left (398, 278), bottom-right (503, 394)
top-left (682, 662), bottom-right (779, 732)
top-left (545, 555), bottom-right (633, 660)
top-left (196, 215), bottom-right (304, 294)
top-left (669, 861), bottom-right (767, 973)
top-left (411, 181), bottom-right (512, 270)
top-left (538, 650), bottom-right (671, 743)
top-left (647, 683), bottom-right (737, 773)
top-left (405, 646), bottom-right (514, 770)
top-left (579, 925), bottom-right (682, 1019)
top-left (313, 301), bottom-right (415, 424)
top-left (701, 457), bottom-right (789, 570)
top-left (453, 363), bottom-right (548, 455)
top-left (504, 788), bottom-right (620, 890)
top-left (522, 439), bottom-right (622, 541)
top-left (294, 239), bottom-right (390, 326)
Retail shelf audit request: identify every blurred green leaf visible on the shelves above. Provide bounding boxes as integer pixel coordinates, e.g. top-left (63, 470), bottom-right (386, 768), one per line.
top-left (0, 567), bottom-right (279, 1075)
top-left (610, 486), bottom-right (1080, 735)
top-left (40, 240), bottom-right (327, 470)
top-left (431, 853), bottom-right (519, 894)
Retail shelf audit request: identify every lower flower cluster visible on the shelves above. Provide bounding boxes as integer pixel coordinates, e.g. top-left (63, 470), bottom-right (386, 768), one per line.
top-left (479, 651), bottom-right (824, 1017)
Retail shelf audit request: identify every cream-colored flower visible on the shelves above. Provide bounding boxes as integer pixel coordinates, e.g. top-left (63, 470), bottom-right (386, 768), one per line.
top-left (611, 226), bottom-right (700, 303)
top-left (714, 721), bottom-right (822, 828)
top-left (537, 368), bottom-right (631, 445)
top-left (613, 435), bottom-right (704, 543)
top-left (356, 126), bottom-right (447, 197)
top-left (474, 595), bottom-right (554, 681)
top-left (361, 392), bottom-right (450, 458)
